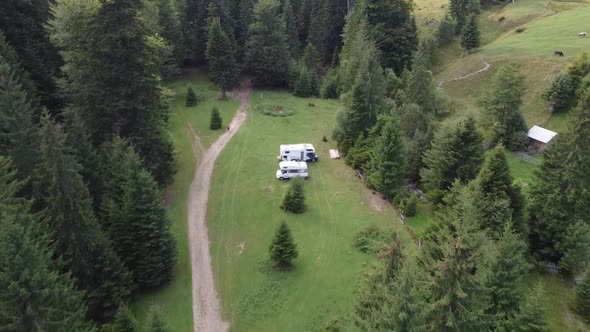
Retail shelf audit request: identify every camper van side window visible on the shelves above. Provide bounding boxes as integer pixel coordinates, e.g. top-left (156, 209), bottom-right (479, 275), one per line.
top-left (285, 151), bottom-right (289, 154)
top-left (289, 170), bottom-right (298, 174)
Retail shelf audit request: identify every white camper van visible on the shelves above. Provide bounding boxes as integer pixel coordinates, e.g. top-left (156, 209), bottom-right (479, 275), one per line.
top-left (278, 144), bottom-right (318, 162)
top-left (276, 161), bottom-right (308, 180)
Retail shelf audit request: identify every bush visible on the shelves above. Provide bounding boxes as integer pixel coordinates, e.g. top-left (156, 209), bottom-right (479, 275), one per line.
top-left (256, 104), bottom-right (294, 117)
top-left (437, 15), bottom-right (455, 45)
top-left (186, 86), bottom-right (198, 107)
top-left (280, 178), bottom-right (306, 213)
top-left (269, 222), bottom-right (298, 268)
top-left (322, 135), bottom-right (328, 142)
top-left (401, 194), bottom-right (418, 217)
top-left (209, 107), bottom-right (222, 130)
top-left (353, 224), bottom-right (387, 254)
top-left (498, 16), bottom-right (506, 22)
top-left (544, 73), bottom-right (576, 112)
top-left (515, 27), bottom-right (526, 33)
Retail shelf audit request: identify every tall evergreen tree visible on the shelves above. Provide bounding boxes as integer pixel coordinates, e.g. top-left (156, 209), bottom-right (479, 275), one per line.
top-left (421, 117), bottom-right (484, 203)
top-left (367, 114), bottom-right (407, 198)
top-left (0, 157), bottom-right (92, 331)
top-left (269, 221), bottom-right (299, 268)
top-left (338, 0), bottom-right (371, 94)
top-left (473, 146), bottom-right (526, 236)
top-left (307, 0), bottom-right (331, 62)
top-left (183, 0), bottom-right (211, 64)
top-left (109, 305), bottom-right (137, 332)
top-left (157, 0), bottom-right (185, 66)
top-left (210, 106), bottom-right (223, 130)
top-left (0, 33), bottom-right (39, 108)
top-left (460, 15), bottom-right (480, 52)
top-left (49, 0), bottom-right (176, 187)
top-left (245, 0), bottom-right (291, 86)
top-left (509, 282), bottom-right (548, 331)
top-left (478, 225), bottom-right (528, 327)
top-left (35, 114), bottom-right (133, 321)
top-left (115, 168), bottom-right (177, 288)
top-left (0, 58), bottom-right (40, 185)
top-left (333, 43), bottom-right (386, 155)
top-left (481, 65), bottom-right (528, 150)
top-left (397, 102), bottom-right (436, 183)
top-left (0, 0), bottom-right (63, 111)
top-left (206, 17), bottom-right (240, 97)
top-left (450, 0), bottom-right (478, 33)
top-left (406, 51), bottom-right (446, 115)
top-left (366, 0), bottom-right (418, 74)
top-left (528, 89), bottom-right (590, 266)
top-left (282, 0), bottom-right (301, 57)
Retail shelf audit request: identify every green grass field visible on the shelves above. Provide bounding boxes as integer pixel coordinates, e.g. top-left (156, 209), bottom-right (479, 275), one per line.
top-left (130, 70), bottom-right (238, 331)
top-left (207, 90), bottom-right (413, 331)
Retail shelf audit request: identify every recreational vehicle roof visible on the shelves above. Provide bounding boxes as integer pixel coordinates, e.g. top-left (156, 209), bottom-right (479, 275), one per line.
top-left (280, 143), bottom-right (315, 151)
top-left (279, 161), bottom-right (308, 169)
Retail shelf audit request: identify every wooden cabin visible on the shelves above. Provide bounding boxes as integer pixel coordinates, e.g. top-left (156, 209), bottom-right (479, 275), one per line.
top-left (528, 126), bottom-right (557, 151)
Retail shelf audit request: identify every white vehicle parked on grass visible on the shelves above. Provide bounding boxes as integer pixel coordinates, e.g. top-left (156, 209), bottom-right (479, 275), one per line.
top-left (276, 161), bottom-right (308, 180)
top-left (278, 143), bottom-right (318, 162)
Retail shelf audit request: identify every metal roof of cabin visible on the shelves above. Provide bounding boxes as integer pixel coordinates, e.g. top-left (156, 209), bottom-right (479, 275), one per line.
top-left (528, 126), bottom-right (557, 144)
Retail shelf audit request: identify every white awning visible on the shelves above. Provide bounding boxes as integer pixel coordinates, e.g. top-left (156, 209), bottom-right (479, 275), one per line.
top-left (528, 125), bottom-right (557, 144)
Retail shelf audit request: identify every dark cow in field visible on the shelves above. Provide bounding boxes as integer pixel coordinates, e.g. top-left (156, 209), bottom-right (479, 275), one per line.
top-left (554, 51), bottom-right (565, 57)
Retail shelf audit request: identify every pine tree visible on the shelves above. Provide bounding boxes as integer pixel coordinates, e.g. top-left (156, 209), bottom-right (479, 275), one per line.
top-left (301, 43), bottom-right (322, 74)
top-left (406, 52), bottom-right (442, 115)
top-left (421, 117), bottom-right (484, 203)
top-left (338, 0), bottom-right (372, 94)
top-left (509, 282), bottom-right (548, 331)
top-left (543, 73), bottom-right (575, 112)
top-left (397, 102), bottom-right (436, 182)
top-left (282, 0), bottom-right (301, 57)
top-left (450, 0), bottom-right (477, 33)
top-left (0, 54), bottom-right (40, 185)
top-left (437, 15), bottom-right (456, 45)
top-left (366, 0), bottom-right (418, 74)
top-left (110, 305), bottom-right (138, 332)
top-left (280, 178), bottom-right (306, 213)
top-left (558, 222), bottom-right (590, 277)
top-left (460, 15), bottom-right (480, 52)
top-left (116, 168), bottom-right (177, 288)
top-left (307, 0), bottom-right (331, 62)
top-left (35, 113), bottom-right (133, 321)
top-left (0, 33), bottom-right (39, 106)
top-left (577, 273), bottom-right (590, 321)
top-left (320, 68), bottom-right (339, 99)
top-left (206, 17), bottom-right (240, 98)
top-left (49, 0), bottom-right (176, 187)
top-left (269, 221), bottom-right (299, 268)
top-left (474, 146), bottom-right (526, 236)
top-left (157, 0), bottom-right (184, 67)
top-left (210, 107), bottom-right (223, 130)
top-left (368, 115), bottom-right (407, 198)
top-left (186, 86), bottom-right (198, 107)
top-left (478, 225), bottom-right (528, 326)
top-left (148, 307), bottom-right (170, 332)
top-left (294, 65), bottom-right (312, 97)
top-left (245, 0), bottom-right (290, 86)
top-left (0, 157), bottom-right (92, 331)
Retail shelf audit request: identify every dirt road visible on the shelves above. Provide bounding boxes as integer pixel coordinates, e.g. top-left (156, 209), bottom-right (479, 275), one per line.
top-left (187, 84), bottom-right (251, 332)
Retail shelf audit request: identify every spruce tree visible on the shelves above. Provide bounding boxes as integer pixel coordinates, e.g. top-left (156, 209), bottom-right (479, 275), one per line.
top-left (421, 117), bottom-right (484, 203)
top-left (301, 43), bottom-right (322, 74)
top-left (437, 15), bottom-right (456, 45)
top-left (183, 0), bottom-right (211, 64)
top-left (280, 178), bottom-right (306, 213)
top-left (49, 0), bottom-right (176, 187)
top-left (0, 157), bottom-right (92, 331)
top-left (269, 221), bottom-right (299, 268)
top-left (35, 113), bottom-right (133, 321)
top-left (0, 57), bottom-right (40, 185)
top-left (481, 65), bottom-right (528, 149)
top-left (543, 73), bottom-right (575, 112)
top-left (406, 52), bottom-right (443, 115)
top-left (368, 115), bottom-right (407, 198)
top-left (366, 0), bottom-right (418, 74)
top-left (282, 0), bottom-right (301, 57)
top-left (206, 17), bottom-right (240, 98)
top-left (333, 43), bottom-right (386, 155)
top-left (529, 89), bottom-right (590, 264)
top-left (210, 107), bottom-right (223, 130)
top-left (0, 33), bottom-right (39, 106)
top-left (558, 222), bottom-right (590, 277)
top-left (157, 0), bottom-right (184, 67)
top-left (397, 103), bottom-right (436, 183)
top-left (307, 0), bottom-right (331, 62)
top-left (245, 0), bottom-right (291, 86)
top-left (116, 168), bottom-right (177, 288)
top-left (478, 225), bottom-right (528, 326)
top-left (474, 146), bottom-right (526, 236)
top-left (509, 282), bottom-right (548, 331)
top-left (460, 15), bottom-right (480, 52)
top-left (186, 86), bottom-right (198, 107)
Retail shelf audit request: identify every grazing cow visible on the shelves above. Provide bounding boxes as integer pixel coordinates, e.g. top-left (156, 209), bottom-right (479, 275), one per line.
top-left (554, 51), bottom-right (565, 57)
top-left (579, 32), bottom-right (587, 37)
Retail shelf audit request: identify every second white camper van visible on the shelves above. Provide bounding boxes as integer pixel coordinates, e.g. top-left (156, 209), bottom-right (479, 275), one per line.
top-left (276, 161), bottom-right (308, 180)
top-left (279, 144), bottom-right (318, 162)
